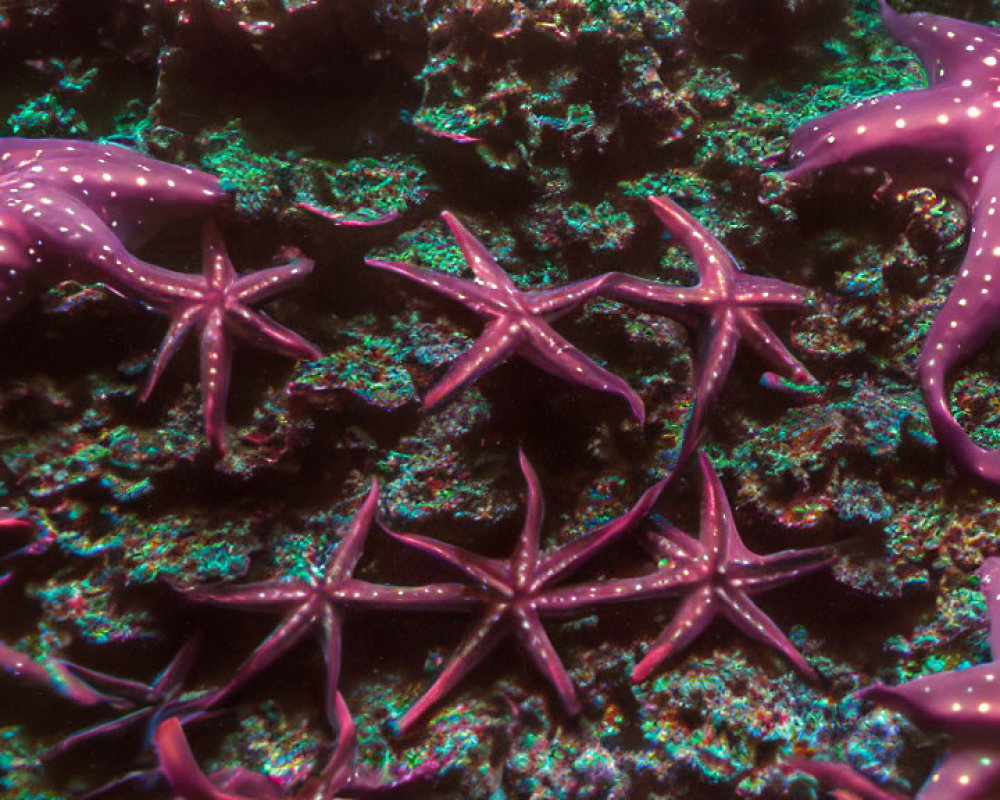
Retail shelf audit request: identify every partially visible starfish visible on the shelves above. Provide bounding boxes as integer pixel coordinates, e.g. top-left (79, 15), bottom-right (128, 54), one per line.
top-left (135, 220), bottom-right (322, 451)
top-left (366, 211), bottom-right (644, 422)
top-left (153, 693), bottom-right (438, 800)
top-left (382, 449), bottom-right (667, 735)
top-left (773, 2), bottom-right (1000, 482)
top-left (0, 137), bottom-right (228, 323)
top-left (606, 195), bottom-right (816, 472)
top-left (545, 451), bottom-right (831, 682)
top-left (789, 557), bottom-right (1000, 800)
top-left (187, 481), bottom-right (480, 728)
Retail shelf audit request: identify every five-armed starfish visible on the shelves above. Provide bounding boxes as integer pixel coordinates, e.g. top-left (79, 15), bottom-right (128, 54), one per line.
top-left (776, 1), bottom-right (1000, 483)
top-left (136, 220), bottom-right (322, 451)
top-left (606, 195), bottom-right (816, 472)
top-left (382, 449), bottom-right (667, 735)
top-left (790, 557), bottom-right (1000, 800)
top-left (546, 452), bottom-right (831, 682)
top-left (367, 211), bottom-right (644, 422)
top-left (0, 137), bottom-right (228, 322)
top-left (187, 481), bottom-right (480, 727)
top-left (153, 692), bottom-right (438, 800)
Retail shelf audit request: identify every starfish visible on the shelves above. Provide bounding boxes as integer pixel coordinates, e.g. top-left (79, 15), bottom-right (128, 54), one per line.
top-left (381, 449), bottom-right (667, 735)
top-left (135, 219), bottom-right (322, 451)
top-left (606, 195), bottom-right (817, 472)
top-left (788, 557), bottom-right (1000, 800)
top-left (153, 693), bottom-right (438, 800)
top-left (366, 211), bottom-right (644, 422)
top-left (774, 1), bottom-right (1000, 483)
top-left (0, 137), bottom-right (228, 323)
top-left (544, 451), bottom-right (832, 682)
top-left (187, 481), bottom-right (480, 728)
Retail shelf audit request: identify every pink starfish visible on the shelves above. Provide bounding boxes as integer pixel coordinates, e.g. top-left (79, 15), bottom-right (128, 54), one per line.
top-left (545, 451), bottom-right (832, 682)
top-left (366, 212), bottom-right (644, 422)
top-left (382, 449), bottom-right (667, 735)
top-left (607, 195), bottom-right (817, 472)
top-left (187, 481), bottom-right (479, 728)
top-left (136, 220), bottom-right (321, 451)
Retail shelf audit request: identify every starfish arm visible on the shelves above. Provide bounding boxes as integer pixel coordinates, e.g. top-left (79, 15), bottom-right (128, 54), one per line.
top-left (734, 273), bottom-right (809, 310)
top-left (719, 588), bottom-right (819, 680)
top-left (233, 258), bottom-right (314, 306)
top-left (978, 558), bottom-right (1000, 660)
top-left (391, 608), bottom-right (509, 736)
top-left (153, 636), bottom-right (201, 696)
top-left (535, 475), bottom-right (669, 589)
top-left (860, 662), bottom-right (1000, 736)
top-left (204, 603), bottom-right (318, 709)
top-left (915, 746), bottom-right (1000, 800)
top-left (154, 718), bottom-right (251, 800)
top-left (200, 308), bottom-right (233, 451)
top-left (525, 273), bottom-right (613, 320)
top-left (537, 562), bottom-right (699, 613)
top-left (58, 661), bottom-right (152, 703)
top-left (879, 0), bottom-right (1000, 89)
top-left (632, 585), bottom-right (717, 683)
top-left (726, 546), bottom-right (834, 593)
top-left (787, 758), bottom-right (908, 800)
top-left (696, 452), bottom-right (737, 560)
top-left (320, 606), bottom-right (345, 731)
top-left (646, 196), bottom-right (738, 287)
top-left (423, 319), bottom-right (522, 410)
top-left (226, 304), bottom-right (323, 362)
top-left (644, 517), bottom-right (707, 566)
top-left (521, 323), bottom-right (645, 423)
top-left (201, 221), bottom-right (236, 291)
top-left (512, 449), bottom-right (544, 587)
top-left (919, 165), bottom-right (1000, 482)
top-left (44, 708), bottom-right (153, 759)
top-left (186, 580), bottom-right (312, 611)
top-left (78, 768), bottom-right (166, 800)
top-left (138, 305), bottom-right (202, 403)
top-left (365, 258), bottom-right (497, 315)
top-left (441, 211), bottom-right (520, 295)
top-left (737, 310), bottom-right (817, 387)
top-left (381, 526), bottom-right (508, 593)
top-left (304, 692), bottom-right (355, 798)
top-left (603, 272), bottom-right (707, 321)
top-left (0, 642), bottom-right (106, 706)
top-left (514, 607), bottom-right (580, 715)
top-left (327, 481), bottom-right (379, 580)
top-left (332, 577), bottom-right (483, 611)
top-left (782, 84), bottom-right (966, 186)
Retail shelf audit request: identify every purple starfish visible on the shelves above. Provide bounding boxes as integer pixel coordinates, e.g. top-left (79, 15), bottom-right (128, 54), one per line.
top-left (366, 211), bottom-right (644, 422)
top-left (789, 557), bottom-right (1000, 800)
top-left (187, 481), bottom-right (480, 727)
top-left (606, 195), bottom-right (816, 471)
top-left (545, 451), bottom-right (831, 682)
top-left (0, 137), bottom-right (228, 321)
top-left (775, 2), bottom-right (1000, 482)
top-left (153, 692), bottom-right (438, 800)
top-left (381, 449), bottom-right (667, 735)
top-left (135, 220), bottom-right (322, 451)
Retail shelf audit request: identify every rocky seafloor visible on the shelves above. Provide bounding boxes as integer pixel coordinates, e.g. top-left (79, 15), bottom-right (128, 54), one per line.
top-left (0, 0), bottom-right (996, 798)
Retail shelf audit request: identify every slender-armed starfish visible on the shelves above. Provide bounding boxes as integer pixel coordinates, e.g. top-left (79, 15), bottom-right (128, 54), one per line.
top-left (187, 481), bottom-right (480, 727)
top-left (789, 557), bottom-right (1000, 800)
top-left (153, 693), bottom-right (438, 800)
top-left (366, 211), bottom-right (644, 422)
top-left (545, 451), bottom-right (832, 682)
top-left (382, 449), bottom-right (667, 735)
top-left (774, 1), bottom-right (1000, 483)
top-left (606, 195), bottom-right (816, 472)
top-left (136, 220), bottom-right (321, 451)
top-left (0, 137), bottom-right (228, 321)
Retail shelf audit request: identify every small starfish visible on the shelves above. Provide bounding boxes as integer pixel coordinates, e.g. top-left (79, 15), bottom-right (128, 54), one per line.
top-left (136, 219), bottom-right (322, 451)
top-left (546, 451), bottom-right (831, 682)
top-left (187, 481), bottom-right (480, 728)
top-left (153, 693), bottom-right (438, 800)
top-left (366, 211), bottom-right (644, 422)
top-left (382, 449), bottom-right (667, 735)
top-left (606, 195), bottom-right (816, 472)
top-left (0, 137), bottom-right (227, 323)
top-left (789, 558), bottom-right (1000, 800)
top-left (773, 2), bottom-right (1000, 483)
